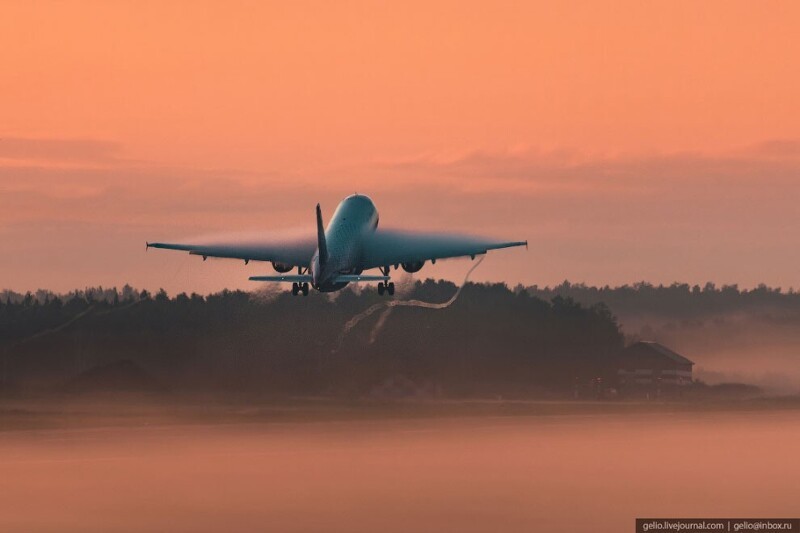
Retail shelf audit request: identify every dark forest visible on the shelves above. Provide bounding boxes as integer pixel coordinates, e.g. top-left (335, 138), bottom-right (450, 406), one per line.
top-left (1, 281), bottom-right (622, 398)
top-left (4, 280), bottom-right (800, 398)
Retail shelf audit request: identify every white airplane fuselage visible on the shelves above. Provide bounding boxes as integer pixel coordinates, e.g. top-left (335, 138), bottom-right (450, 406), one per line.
top-left (311, 194), bottom-right (379, 291)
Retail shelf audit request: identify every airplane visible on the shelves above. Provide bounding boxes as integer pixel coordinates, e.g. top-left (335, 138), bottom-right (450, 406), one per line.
top-left (146, 194), bottom-right (526, 296)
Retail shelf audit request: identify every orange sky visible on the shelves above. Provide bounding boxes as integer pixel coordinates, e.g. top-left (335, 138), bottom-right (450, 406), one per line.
top-left (1, 1), bottom-right (799, 294)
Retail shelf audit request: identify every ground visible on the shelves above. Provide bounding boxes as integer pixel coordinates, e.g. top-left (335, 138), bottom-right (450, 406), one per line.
top-left (0, 398), bottom-right (798, 532)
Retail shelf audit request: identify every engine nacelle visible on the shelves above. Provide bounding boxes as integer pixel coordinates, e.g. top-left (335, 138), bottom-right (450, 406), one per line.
top-left (272, 262), bottom-right (293, 273)
top-left (401, 260), bottom-right (425, 273)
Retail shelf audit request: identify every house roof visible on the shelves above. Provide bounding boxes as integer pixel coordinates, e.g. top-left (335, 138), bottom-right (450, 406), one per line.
top-left (624, 341), bottom-right (694, 366)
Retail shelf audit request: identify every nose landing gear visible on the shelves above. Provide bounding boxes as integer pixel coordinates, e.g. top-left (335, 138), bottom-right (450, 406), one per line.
top-left (291, 282), bottom-right (310, 296)
top-left (378, 281), bottom-right (395, 296)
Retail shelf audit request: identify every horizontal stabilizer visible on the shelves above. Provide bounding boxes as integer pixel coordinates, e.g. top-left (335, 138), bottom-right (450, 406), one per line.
top-left (333, 274), bottom-right (391, 282)
top-left (249, 275), bottom-right (312, 282)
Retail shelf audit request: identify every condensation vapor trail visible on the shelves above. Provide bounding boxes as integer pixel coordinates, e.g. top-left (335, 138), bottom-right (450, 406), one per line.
top-left (333, 255), bottom-right (485, 352)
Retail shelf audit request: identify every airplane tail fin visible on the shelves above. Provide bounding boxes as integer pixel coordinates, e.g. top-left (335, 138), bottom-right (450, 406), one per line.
top-left (316, 203), bottom-right (328, 266)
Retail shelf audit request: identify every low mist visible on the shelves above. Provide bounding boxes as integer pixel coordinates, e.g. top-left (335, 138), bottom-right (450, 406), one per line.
top-left (528, 282), bottom-right (800, 394)
top-left (0, 406), bottom-right (796, 532)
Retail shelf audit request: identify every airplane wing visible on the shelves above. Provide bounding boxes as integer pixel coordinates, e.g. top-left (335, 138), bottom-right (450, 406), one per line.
top-left (147, 232), bottom-right (317, 268)
top-left (359, 229), bottom-right (526, 270)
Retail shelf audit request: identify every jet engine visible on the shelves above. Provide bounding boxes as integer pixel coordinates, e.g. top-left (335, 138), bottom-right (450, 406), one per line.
top-left (271, 262), bottom-right (293, 273)
top-left (401, 260), bottom-right (425, 273)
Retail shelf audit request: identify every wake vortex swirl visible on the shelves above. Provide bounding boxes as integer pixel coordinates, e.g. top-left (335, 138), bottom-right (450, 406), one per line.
top-left (333, 255), bottom-right (485, 352)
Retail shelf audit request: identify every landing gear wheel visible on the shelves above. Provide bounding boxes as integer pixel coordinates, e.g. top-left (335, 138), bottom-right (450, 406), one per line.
top-left (291, 282), bottom-right (299, 296)
top-left (301, 282), bottom-right (309, 296)
top-left (377, 281), bottom-right (394, 296)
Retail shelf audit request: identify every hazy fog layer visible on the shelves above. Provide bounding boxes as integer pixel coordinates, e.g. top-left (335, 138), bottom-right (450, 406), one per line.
top-left (626, 316), bottom-right (800, 393)
top-left (526, 284), bottom-right (800, 393)
top-left (0, 410), bottom-right (797, 532)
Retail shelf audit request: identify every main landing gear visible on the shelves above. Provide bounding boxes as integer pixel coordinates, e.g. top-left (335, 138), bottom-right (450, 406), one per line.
top-left (378, 281), bottom-right (395, 296)
top-left (292, 282), bottom-right (310, 296)
top-left (377, 265), bottom-right (394, 296)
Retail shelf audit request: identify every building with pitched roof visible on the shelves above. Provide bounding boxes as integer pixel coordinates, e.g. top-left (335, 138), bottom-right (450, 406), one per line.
top-left (617, 341), bottom-right (694, 396)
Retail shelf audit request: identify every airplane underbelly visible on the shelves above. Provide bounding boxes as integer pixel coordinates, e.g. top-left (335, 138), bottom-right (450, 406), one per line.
top-left (318, 281), bottom-right (349, 293)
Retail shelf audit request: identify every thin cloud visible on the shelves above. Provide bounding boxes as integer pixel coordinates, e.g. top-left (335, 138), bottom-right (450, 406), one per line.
top-left (0, 137), bottom-right (122, 165)
top-left (2, 139), bottom-right (800, 292)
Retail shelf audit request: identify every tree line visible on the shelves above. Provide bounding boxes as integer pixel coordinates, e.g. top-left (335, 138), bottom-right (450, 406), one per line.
top-left (0, 281), bottom-right (623, 398)
top-left (524, 281), bottom-right (800, 321)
